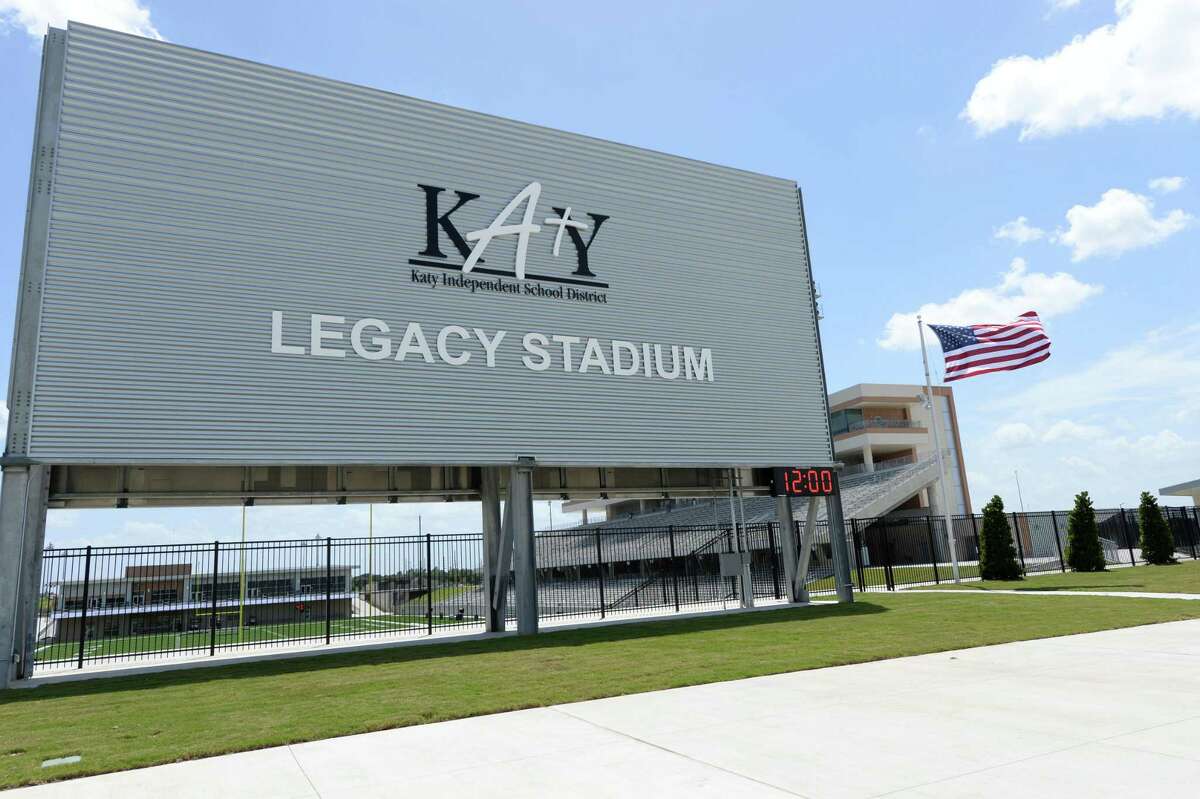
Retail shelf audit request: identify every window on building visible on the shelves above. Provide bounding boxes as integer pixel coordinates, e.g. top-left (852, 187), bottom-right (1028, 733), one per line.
top-left (248, 578), bottom-right (293, 597)
top-left (148, 588), bottom-right (178, 605)
top-left (830, 408), bottom-right (863, 436)
top-left (190, 583), bottom-right (240, 603)
top-left (299, 576), bottom-right (345, 594)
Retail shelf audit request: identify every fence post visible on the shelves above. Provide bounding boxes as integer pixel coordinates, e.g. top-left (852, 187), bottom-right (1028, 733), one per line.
top-left (969, 513), bottom-right (981, 568)
top-left (766, 523), bottom-right (781, 599)
top-left (325, 537), bottom-right (333, 644)
top-left (76, 545), bottom-right (92, 670)
top-left (880, 517), bottom-right (894, 591)
top-left (1189, 507), bottom-right (1199, 560)
top-left (668, 526), bottom-right (680, 612)
top-left (209, 541), bottom-right (219, 656)
top-left (1050, 510), bottom-right (1065, 572)
top-left (1167, 507), bottom-right (1186, 560)
top-left (594, 530), bottom-right (606, 618)
top-left (1011, 512), bottom-right (1027, 574)
top-left (850, 519), bottom-right (866, 591)
top-left (1119, 508), bottom-right (1136, 566)
top-left (924, 517), bottom-right (940, 584)
top-left (425, 533), bottom-right (433, 635)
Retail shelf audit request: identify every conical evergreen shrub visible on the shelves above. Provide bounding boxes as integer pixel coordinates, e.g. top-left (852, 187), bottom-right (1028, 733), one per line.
top-left (1065, 490), bottom-right (1106, 572)
top-left (1138, 491), bottom-right (1176, 565)
top-left (978, 495), bottom-right (1021, 580)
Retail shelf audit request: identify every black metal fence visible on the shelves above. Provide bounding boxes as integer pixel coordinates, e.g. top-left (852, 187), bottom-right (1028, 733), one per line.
top-left (36, 533), bottom-right (487, 672)
top-left (845, 505), bottom-right (1200, 592)
top-left (32, 505), bottom-right (1200, 673)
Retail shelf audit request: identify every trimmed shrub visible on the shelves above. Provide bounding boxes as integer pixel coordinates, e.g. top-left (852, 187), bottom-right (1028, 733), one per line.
top-left (978, 495), bottom-right (1022, 580)
top-left (1138, 491), bottom-right (1177, 565)
top-left (1065, 491), bottom-right (1106, 572)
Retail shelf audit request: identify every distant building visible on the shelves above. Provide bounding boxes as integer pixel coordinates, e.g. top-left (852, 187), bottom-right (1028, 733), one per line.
top-left (828, 382), bottom-right (971, 517)
top-left (1160, 479), bottom-right (1200, 507)
top-left (568, 382), bottom-right (972, 525)
top-left (50, 564), bottom-right (354, 643)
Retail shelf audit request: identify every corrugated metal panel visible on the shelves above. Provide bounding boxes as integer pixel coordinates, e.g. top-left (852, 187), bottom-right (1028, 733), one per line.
top-left (27, 22), bottom-right (832, 466)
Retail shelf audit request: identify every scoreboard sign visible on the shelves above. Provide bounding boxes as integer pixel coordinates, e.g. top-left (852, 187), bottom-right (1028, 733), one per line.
top-left (772, 467), bottom-right (839, 498)
top-left (7, 23), bottom-right (835, 468)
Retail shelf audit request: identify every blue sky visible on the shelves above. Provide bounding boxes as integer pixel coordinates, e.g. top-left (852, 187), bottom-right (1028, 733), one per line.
top-left (0, 0), bottom-right (1197, 546)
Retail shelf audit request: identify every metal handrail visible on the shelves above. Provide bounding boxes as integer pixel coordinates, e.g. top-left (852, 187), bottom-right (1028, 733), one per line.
top-left (844, 417), bottom-right (924, 432)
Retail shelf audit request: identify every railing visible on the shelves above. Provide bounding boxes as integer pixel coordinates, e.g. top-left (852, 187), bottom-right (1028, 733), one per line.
top-left (842, 454), bottom-right (919, 477)
top-left (839, 418), bottom-right (924, 434)
top-left (32, 506), bottom-right (1200, 674)
top-left (37, 534), bottom-right (486, 672)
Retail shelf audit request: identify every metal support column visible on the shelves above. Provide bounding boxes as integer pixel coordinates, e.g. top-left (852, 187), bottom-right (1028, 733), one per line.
top-left (775, 494), bottom-right (803, 603)
top-left (795, 499), bottom-right (819, 602)
top-left (0, 463), bottom-right (50, 687)
top-left (825, 473), bottom-right (855, 603)
top-left (0, 29), bottom-right (65, 689)
top-left (479, 467), bottom-right (506, 632)
top-left (509, 458), bottom-right (538, 635)
top-left (728, 469), bottom-right (754, 609)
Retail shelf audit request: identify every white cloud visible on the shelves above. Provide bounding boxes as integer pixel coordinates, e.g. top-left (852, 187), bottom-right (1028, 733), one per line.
top-left (1124, 429), bottom-right (1189, 455)
top-left (1058, 454), bottom-right (1106, 478)
top-left (1048, 0), bottom-right (1082, 11)
top-left (1042, 419), bottom-right (1106, 442)
top-left (0, 0), bottom-right (162, 40)
top-left (994, 422), bottom-right (1037, 448)
top-left (1149, 175), bottom-right (1186, 194)
top-left (964, 322), bottom-right (1200, 510)
top-left (994, 216), bottom-right (1046, 244)
top-left (964, 0), bottom-right (1200, 139)
top-left (987, 322), bottom-right (1200, 416)
top-left (1054, 188), bottom-right (1191, 260)
top-left (878, 257), bottom-right (1101, 350)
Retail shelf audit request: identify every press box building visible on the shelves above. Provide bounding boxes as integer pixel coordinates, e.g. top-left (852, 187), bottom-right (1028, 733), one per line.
top-left (1, 22), bottom-right (854, 686)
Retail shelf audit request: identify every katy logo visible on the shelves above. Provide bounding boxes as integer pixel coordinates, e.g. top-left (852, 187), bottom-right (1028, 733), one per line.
top-left (414, 182), bottom-right (609, 287)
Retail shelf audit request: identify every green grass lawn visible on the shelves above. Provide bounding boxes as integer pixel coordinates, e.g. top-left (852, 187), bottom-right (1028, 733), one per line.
top-left (913, 559), bottom-right (1200, 594)
top-left (35, 614), bottom-right (476, 662)
top-left (5, 591), bottom-right (1200, 788)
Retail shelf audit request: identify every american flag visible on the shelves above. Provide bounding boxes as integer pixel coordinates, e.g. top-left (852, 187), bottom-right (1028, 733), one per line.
top-left (928, 311), bottom-right (1050, 382)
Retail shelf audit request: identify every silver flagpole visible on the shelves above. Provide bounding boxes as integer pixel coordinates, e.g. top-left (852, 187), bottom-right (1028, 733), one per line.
top-left (918, 315), bottom-right (961, 582)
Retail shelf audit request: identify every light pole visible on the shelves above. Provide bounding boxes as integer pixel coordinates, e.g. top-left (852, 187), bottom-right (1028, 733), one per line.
top-left (237, 503), bottom-right (247, 642)
top-left (368, 504), bottom-right (374, 605)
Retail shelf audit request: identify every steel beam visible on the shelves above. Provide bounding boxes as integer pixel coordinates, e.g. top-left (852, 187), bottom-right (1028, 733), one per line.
top-left (825, 476), bottom-right (855, 603)
top-left (509, 459), bottom-right (538, 634)
top-left (775, 494), bottom-right (798, 602)
top-left (479, 467), bottom-right (505, 632)
top-left (794, 498), bottom-right (819, 603)
top-left (0, 464), bottom-right (49, 688)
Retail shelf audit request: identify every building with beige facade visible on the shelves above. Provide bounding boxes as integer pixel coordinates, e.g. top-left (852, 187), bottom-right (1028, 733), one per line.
top-left (568, 382), bottom-right (972, 527)
top-left (828, 383), bottom-right (971, 517)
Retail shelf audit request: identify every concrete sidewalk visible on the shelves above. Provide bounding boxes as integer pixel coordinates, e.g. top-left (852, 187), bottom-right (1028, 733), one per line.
top-left (9, 619), bottom-right (1200, 798)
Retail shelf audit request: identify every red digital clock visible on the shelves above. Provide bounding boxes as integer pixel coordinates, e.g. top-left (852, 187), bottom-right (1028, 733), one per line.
top-left (772, 467), bottom-right (838, 497)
